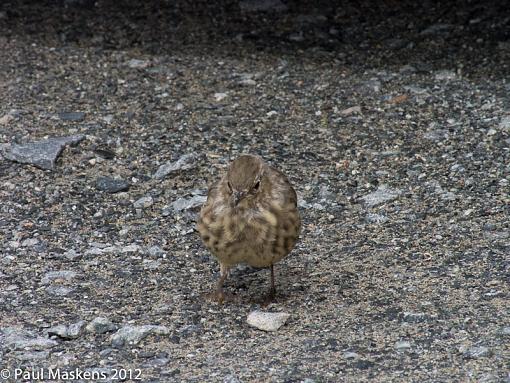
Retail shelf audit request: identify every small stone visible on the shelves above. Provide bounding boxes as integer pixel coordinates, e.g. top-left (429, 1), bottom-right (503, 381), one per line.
top-left (21, 237), bottom-right (39, 247)
top-left (498, 116), bottom-right (510, 131)
top-left (148, 246), bottom-right (166, 257)
top-left (343, 351), bottom-right (359, 359)
top-left (214, 92), bottom-right (228, 101)
top-left (239, 78), bottom-right (257, 86)
top-left (340, 106), bottom-right (361, 116)
top-left (169, 195), bottom-right (207, 212)
top-left (395, 340), bottom-right (411, 351)
top-left (361, 185), bottom-right (402, 208)
top-left (246, 311), bottom-right (290, 332)
top-left (435, 70), bottom-right (456, 81)
top-left (110, 325), bottom-right (169, 348)
top-left (487, 128), bottom-right (497, 136)
top-left (1, 327), bottom-right (59, 351)
top-left (463, 346), bottom-right (490, 359)
top-left (154, 153), bottom-right (199, 179)
top-left (239, 0), bottom-right (287, 12)
top-left (133, 195), bottom-right (154, 209)
top-left (41, 270), bottom-right (78, 285)
top-left (46, 286), bottom-right (74, 296)
top-left (500, 327), bottom-right (510, 335)
top-left (64, 249), bottom-right (81, 260)
top-left (86, 317), bottom-right (118, 334)
top-left (0, 114), bottom-right (14, 125)
top-left (127, 59), bottom-right (149, 69)
top-left (95, 176), bottom-right (129, 193)
top-left (59, 112), bottom-right (85, 121)
top-left (266, 110), bottom-right (278, 117)
top-left (365, 213), bottom-right (388, 224)
top-left (47, 321), bottom-right (85, 339)
top-left (1, 135), bottom-right (85, 170)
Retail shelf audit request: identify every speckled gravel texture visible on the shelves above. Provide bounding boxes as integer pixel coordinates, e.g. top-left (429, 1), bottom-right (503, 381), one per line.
top-left (0, 1), bottom-right (509, 382)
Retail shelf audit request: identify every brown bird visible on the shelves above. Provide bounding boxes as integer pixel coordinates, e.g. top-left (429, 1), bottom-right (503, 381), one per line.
top-left (197, 154), bottom-right (301, 302)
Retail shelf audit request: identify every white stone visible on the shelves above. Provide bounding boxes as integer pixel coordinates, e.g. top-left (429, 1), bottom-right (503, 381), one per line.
top-left (247, 311), bottom-right (290, 332)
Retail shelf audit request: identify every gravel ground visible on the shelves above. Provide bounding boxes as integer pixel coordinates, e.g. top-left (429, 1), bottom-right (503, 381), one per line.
top-left (0, 1), bottom-right (509, 382)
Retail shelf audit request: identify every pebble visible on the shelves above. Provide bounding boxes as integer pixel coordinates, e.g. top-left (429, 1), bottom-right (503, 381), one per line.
top-left (169, 195), bottom-right (207, 212)
top-left (154, 153), bottom-right (199, 179)
top-left (95, 176), bottom-right (130, 193)
top-left (110, 325), bottom-right (170, 347)
top-left (361, 185), bottom-right (402, 207)
top-left (47, 320), bottom-right (86, 339)
top-left (46, 286), bottom-right (74, 296)
top-left (343, 351), bottom-right (360, 359)
top-left (365, 213), bottom-right (388, 224)
top-left (86, 317), bottom-right (118, 334)
top-left (127, 59), bottom-right (150, 69)
top-left (1, 135), bottom-right (85, 170)
top-left (499, 116), bottom-right (510, 130)
top-left (133, 195), bottom-right (154, 209)
top-left (340, 106), bottom-right (361, 116)
top-left (214, 92), bottom-right (228, 101)
top-left (59, 112), bottom-right (85, 121)
top-left (0, 113), bottom-right (14, 125)
top-left (463, 346), bottom-right (490, 359)
top-left (239, 0), bottom-right (287, 12)
top-left (41, 270), bottom-right (78, 284)
top-left (435, 70), bottom-right (456, 81)
top-left (394, 340), bottom-right (412, 351)
top-left (2, 327), bottom-right (59, 351)
top-left (247, 311), bottom-right (290, 332)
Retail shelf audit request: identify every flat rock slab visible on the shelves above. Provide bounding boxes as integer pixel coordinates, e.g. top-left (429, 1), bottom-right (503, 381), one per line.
top-left (95, 176), bottom-right (130, 193)
top-left (110, 325), bottom-right (170, 348)
top-left (1, 327), bottom-right (59, 351)
top-left (361, 184), bottom-right (403, 208)
top-left (154, 153), bottom-right (199, 179)
top-left (170, 195), bottom-right (207, 212)
top-left (1, 135), bottom-right (84, 170)
top-left (247, 311), bottom-right (290, 332)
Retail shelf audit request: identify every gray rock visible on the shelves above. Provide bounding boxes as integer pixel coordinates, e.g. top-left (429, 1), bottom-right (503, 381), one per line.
top-left (59, 112), bottom-right (85, 121)
top-left (47, 320), bottom-right (85, 339)
top-left (435, 70), bottom-right (456, 81)
top-left (340, 106), bottom-right (361, 116)
top-left (154, 153), bottom-right (199, 179)
top-left (239, 0), bottom-right (287, 13)
top-left (13, 350), bottom-right (50, 361)
top-left (499, 116), bottom-right (510, 131)
top-left (41, 270), bottom-right (78, 284)
top-left (361, 185), bottom-right (402, 207)
top-left (1, 327), bottom-right (59, 351)
top-left (395, 340), bottom-right (412, 351)
top-left (95, 176), bottom-right (130, 193)
top-left (86, 317), bottom-right (118, 334)
top-left (420, 23), bottom-right (452, 36)
top-left (133, 195), bottom-right (154, 209)
top-left (365, 213), bottom-right (388, 224)
top-left (148, 246), bottom-right (166, 257)
top-left (247, 311), bottom-right (290, 332)
top-left (46, 285), bottom-right (74, 296)
top-left (1, 135), bottom-right (85, 170)
top-left (64, 249), bottom-right (81, 260)
top-left (110, 325), bottom-right (170, 347)
top-left (169, 195), bottom-right (207, 212)
top-left (343, 351), bottom-right (360, 359)
top-left (223, 375), bottom-right (242, 383)
top-left (463, 346), bottom-right (490, 359)
top-left (127, 59), bottom-right (149, 69)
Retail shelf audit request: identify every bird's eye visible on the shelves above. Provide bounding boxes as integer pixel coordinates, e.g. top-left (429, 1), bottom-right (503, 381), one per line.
top-left (253, 181), bottom-right (260, 191)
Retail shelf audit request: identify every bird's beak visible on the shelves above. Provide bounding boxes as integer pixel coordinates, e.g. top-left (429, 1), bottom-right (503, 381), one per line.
top-left (233, 191), bottom-right (243, 207)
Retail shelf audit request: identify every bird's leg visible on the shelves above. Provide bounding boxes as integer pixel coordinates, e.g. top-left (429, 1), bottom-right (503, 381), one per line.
top-left (214, 263), bottom-right (230, 303)
top-left (269, 264), bottom-right (276, 299)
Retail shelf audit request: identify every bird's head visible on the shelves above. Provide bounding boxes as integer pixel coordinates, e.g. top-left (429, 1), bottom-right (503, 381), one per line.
top-left (226, 154), bottom-right (264, 208)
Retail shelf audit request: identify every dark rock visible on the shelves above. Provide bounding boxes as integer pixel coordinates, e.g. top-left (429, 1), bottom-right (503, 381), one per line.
top-left (95, 177), bottom-right (130, 193)
top-left (1, 135), bottom-right (85, 170)
top-left (59, 112), bottom-right (85, 121)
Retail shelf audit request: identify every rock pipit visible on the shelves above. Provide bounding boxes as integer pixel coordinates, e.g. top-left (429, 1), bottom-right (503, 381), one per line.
top-left (197, 154), bottom-right (301, 302)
